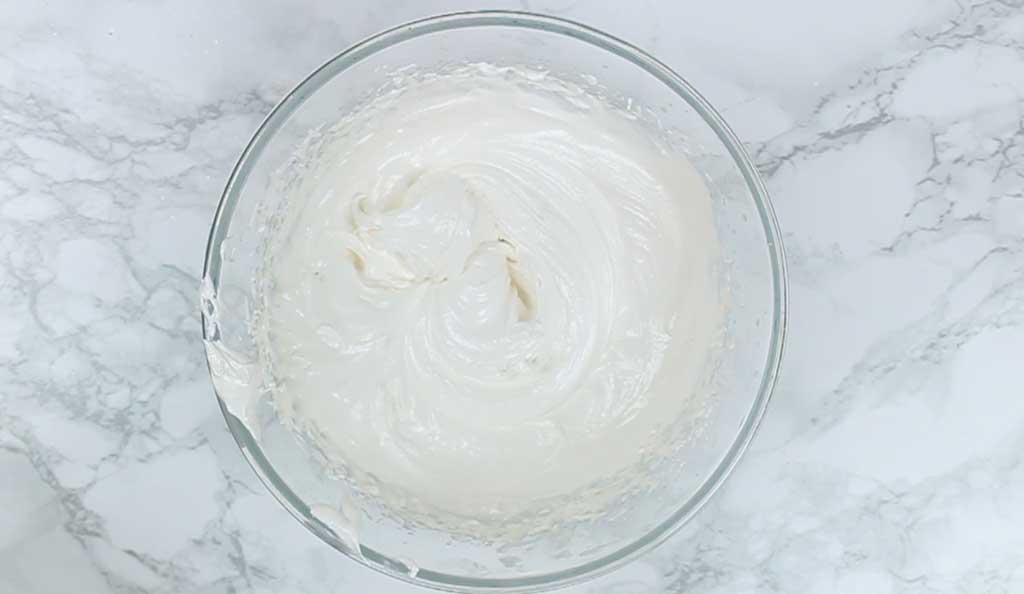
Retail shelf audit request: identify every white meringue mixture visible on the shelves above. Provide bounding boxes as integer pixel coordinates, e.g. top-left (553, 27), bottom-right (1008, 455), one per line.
top-left (258, 65), bottom-right (722, 525)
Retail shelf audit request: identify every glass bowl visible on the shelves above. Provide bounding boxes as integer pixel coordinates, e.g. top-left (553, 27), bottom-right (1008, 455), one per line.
top-left (201, 10), bottom-right (786, 593)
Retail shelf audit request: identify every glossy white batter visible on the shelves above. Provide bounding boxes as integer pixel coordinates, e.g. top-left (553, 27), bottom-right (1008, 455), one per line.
top-left (260, 65), bottom-right (721, 526)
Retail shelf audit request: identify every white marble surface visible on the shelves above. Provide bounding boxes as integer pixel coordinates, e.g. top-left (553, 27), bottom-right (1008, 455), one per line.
top-left (2, 0), bottom-right (1023, 592)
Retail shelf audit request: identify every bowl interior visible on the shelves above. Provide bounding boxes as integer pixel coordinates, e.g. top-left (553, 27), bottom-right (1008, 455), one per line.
top-left (202, 11), bottom-right (785, 593)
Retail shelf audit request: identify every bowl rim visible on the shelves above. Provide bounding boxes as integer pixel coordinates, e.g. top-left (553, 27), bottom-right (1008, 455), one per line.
top-left (202, 9), bottom-right (788, 593)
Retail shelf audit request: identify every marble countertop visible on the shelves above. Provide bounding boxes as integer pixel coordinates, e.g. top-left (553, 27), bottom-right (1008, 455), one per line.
top-left (2, 0), bottom-right (1023, 592)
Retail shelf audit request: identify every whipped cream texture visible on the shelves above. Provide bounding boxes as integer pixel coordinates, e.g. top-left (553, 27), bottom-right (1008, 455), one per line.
top-left (259, 65), bottom-right (721, 524)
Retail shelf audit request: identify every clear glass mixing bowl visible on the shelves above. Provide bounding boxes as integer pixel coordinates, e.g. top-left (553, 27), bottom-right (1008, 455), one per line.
top-left (201, 11), bottom-right (786, 593)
